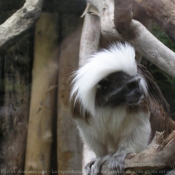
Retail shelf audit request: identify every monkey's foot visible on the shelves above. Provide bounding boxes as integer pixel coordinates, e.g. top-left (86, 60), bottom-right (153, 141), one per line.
top-left (85, 154), bottom-right (113, 175)
top-left (107, 152), bottom-right (130, 174)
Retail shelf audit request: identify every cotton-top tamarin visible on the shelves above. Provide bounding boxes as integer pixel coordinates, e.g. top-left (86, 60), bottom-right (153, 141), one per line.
top-left (70, 43), bottom-right (175, 175)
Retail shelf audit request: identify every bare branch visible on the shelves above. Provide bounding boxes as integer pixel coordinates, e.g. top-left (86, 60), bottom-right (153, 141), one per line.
top-left (0, 0), bottom-right (43, 52)
top-left (129, 20), bottom-right (175, 77)
top-left (79, 13), bottom-right (101, 66)
top-left (101, 132), bottom-right (175, 175)
top-left (86, 0), bottom-right (175, 77)
top-left (114, 0), bottom-right (133, 36)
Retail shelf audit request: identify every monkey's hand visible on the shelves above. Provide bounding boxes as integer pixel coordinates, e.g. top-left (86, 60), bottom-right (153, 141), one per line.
top-left (107, 151), bottom-right (131, 174)
top-left (85, 154), bottom-right (113, 175)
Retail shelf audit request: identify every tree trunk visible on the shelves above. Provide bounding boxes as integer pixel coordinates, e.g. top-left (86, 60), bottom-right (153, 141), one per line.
top-left (57, 27), bottom-right (83, 175)
top-left (24, 12), bottom-right (59, 175)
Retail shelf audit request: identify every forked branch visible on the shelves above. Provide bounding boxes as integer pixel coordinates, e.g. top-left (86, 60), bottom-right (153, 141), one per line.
top-left (114, 0), bottom-right (133, 37)
top-left (86, 0), bottom-right (175, 77)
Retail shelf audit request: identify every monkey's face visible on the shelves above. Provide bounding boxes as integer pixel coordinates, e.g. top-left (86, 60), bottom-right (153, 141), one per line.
top-left (96, 71), bottom-right (145, 107)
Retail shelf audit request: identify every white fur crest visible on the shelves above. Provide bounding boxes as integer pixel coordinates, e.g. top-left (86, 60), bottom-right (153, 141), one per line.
top-left (71, 43), bottom-right (138, 114)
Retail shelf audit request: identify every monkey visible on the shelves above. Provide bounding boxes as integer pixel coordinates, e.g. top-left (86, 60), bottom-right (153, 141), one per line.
top-left (70, 43), bottom-right (175, 175)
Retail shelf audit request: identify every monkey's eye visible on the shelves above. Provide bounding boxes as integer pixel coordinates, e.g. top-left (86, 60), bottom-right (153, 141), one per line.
top-left (125, 81), bottom-right (138, 91)
top-left (97, 78), bottom-right (108, 89)
top-left (97, 84), bottom-right (102, 89)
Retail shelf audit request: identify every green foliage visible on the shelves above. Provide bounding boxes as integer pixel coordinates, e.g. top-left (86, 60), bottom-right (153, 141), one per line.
top-left (147, 22), bottom-right (175, 118)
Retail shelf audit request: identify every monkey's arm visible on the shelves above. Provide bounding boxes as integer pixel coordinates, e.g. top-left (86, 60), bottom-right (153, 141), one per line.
top-left (75, 118), bottom-right (110, 175)
top-left (107, 115), bottom-right (151, 173)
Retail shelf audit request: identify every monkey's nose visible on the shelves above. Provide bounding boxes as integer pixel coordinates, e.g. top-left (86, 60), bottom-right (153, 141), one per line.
top-left (135, 91), bottom-right (142, 97)
top-left (135, 89), bottom-right (142, 97)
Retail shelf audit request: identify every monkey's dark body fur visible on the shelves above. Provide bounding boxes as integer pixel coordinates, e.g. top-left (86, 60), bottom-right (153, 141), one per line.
top-left (138, 65), bottom-right (175, 141)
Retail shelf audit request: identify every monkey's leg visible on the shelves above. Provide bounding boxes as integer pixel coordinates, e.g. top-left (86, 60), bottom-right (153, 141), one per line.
top-left (107, 151), bottom-right (130, 174)
top-left (85, 153), bottom-right (113, 175)
top-left (78, 127), bottom-right (108, 175)
top-left (85, 157), bottom-right (101, 175)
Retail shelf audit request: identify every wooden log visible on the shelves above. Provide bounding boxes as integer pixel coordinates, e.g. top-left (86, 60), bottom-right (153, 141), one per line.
top-left (61, 13), bottom-right (83, 40)
top-left (57, 27), bottom-right (83, 175)
top-left (24, 12), bottom-right (59, 175)
top-left (0, 0), bottom-right (43, 52)
top-left (0, 32), bottom-right (32, 175)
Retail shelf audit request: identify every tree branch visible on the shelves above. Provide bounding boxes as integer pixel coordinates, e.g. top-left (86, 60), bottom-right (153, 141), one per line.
top-left (0, 0), bottom-right (43, 52)
top-left (101, 132), bottom-right (175, 175)
top-left (79, 13), bottom-right (101, 66)
top-left (135, 0), bottom-right (175, 43)
top-left (114, 0), bottom-right (133, 37)
top-left (129, 20), bottom-right (175, 77)
top-left (86, 0), bottom-right (175, 77)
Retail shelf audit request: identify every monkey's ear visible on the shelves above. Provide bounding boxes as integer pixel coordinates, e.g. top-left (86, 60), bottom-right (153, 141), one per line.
top-left (137, 64), bottom-right (169, 113)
